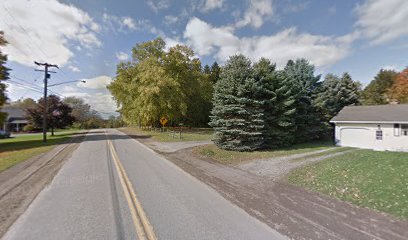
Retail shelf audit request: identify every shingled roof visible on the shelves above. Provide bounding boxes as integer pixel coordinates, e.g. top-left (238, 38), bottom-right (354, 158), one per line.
top-left (1, 106), bottom-right (27, 120)
top-left (330, 104), bottom-right (408, 123)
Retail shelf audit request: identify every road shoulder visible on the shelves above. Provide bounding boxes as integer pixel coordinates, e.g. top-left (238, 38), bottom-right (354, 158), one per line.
top-left (0, 132), bottom-right (86, 237)
top-left (155, 146), bottom-right (408, 240)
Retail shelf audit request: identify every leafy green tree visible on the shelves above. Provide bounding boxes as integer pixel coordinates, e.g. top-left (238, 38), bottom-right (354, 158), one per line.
top-left (0, 31), bottom-right (10, 124)
top-left (210, 55), bottom-right (264, 151)
top-left (11, 98), bottom-right (37, 110)
top-left (314, 73), bottom-right (361, 133)
top-left (63, 97), bottom-right (92, 123)
top-left (108, 38), bottom-right (211, 127)
top-left (361, 69), bottom-right (398, 105)
top-left (108, 61), bottom-right (140, 126)
top-left (284, 59), bottom-right (322, 142)
top-left (26, 95), bottom-right (74, 135)
top-left (253, 58), bottom-right (296, 147)
top-left (106, 115), bottom-right (124, 128)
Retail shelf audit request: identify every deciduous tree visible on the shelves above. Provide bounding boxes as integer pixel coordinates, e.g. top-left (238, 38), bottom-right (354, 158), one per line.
top-left (26, 95), bottom-right (74, 135)
top-left (389, 68), bottom-right (408, 103)
top-left (361, 69), bottom-right (398, 105)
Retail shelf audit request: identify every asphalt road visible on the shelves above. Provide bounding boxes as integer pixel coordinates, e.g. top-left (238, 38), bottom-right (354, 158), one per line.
top-left (4, 129), bottom-right (286, 240)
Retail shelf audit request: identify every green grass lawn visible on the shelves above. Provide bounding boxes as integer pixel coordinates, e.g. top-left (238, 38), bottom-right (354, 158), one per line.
top-left (120, 127), bottom-right (213, 142)
top-left (194, 141), bottom-right (334, 165)
top-left (0, 130), bottom-right (80, 172)
top-left (287, 149), bottom-right (408, 220)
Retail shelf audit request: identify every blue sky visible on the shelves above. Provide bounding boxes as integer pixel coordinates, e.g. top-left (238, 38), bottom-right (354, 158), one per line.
top-left (1, 0), bottom-right (407, 117)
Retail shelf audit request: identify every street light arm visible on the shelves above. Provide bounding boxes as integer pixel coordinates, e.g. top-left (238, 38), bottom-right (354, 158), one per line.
top-left (48, 80), bottom-right (86, 87)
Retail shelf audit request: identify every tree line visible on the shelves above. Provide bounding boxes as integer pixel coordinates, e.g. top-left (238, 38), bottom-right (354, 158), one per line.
top-left (361, 68), bottom-right (408, 105)
top-left (210, 55), bottom-right (361, 151)
top-left (8, 96), bottom-right (123, 132)
top-left (108, 38), bottom-right (408, 151)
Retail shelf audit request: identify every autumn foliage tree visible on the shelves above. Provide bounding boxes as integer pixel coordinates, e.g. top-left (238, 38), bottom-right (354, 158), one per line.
top-left (389, 68), bottom-right (408, 103)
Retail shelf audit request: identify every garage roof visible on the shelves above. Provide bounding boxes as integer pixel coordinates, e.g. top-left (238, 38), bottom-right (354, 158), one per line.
top-left (331, 104), bottom-right (408, 123)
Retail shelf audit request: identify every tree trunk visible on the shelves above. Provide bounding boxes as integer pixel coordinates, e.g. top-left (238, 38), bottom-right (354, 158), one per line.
top-left (51, 126), bottom-right (54, 136)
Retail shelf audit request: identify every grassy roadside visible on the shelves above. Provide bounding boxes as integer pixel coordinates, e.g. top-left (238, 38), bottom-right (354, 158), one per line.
top-left (193, 141), bottom-right (334, 165)
top-left (287, 149), bottom-right (408, 220)
top-left (0, 130), bottom-right (80, 173)
top-left (120, 127), bottom-right (213, 142)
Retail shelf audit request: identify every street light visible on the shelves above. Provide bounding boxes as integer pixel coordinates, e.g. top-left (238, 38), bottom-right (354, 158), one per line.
top-left (48, 80), bottom-right (86, 87)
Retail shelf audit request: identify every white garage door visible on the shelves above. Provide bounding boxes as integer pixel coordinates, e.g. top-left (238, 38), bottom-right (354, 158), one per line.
top-left (340, 128), bottom-right (374, 149)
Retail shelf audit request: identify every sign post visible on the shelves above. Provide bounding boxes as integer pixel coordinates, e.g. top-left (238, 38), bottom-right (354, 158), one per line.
top-left (160, 117), bottom-right (168, 131)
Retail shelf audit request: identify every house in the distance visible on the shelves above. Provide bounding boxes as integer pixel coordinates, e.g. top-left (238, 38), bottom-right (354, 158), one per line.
top-left (330, 105), bottom-right (408, 152)
top-left (1, 106), bottom-right (29, 132)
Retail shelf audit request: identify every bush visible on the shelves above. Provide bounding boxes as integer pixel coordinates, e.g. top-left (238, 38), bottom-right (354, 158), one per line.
top-left (23, 124), bottom-right (35, 132)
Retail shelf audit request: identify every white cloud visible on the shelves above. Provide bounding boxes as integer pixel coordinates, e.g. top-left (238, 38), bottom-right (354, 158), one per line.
top-left (56, 75), bottom-right (117, 117)
top-left (355, 0), bottom-right (408, 44)
top-left (284, 1), bottom-right (309, 13)
top-left (236, 0), bottom-right (275, 29)
top-left (0, 0), bottom-right (101, 67)
top-left (102, 13), bottom-right (139, 32)
top-left (68, 65), bottom-right (81, 72)
top-left (147, 0), bottom-right (170, 13)
top-left (184, 17), bottom-right (351, 68)
top-left (78, 75), bottom-right (112, 89)
top-left (164, 37), bottom-right (184, 51)
top-left (202, 0), bottom-right (225, 12)
top-left (164, 15), bottom-right (180, 25)
top-left (116, 51), bottom-right (130, 61)
top-left (122, 17), bottom-right (137, 30)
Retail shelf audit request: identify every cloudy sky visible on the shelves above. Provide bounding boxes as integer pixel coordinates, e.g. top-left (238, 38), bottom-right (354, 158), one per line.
top-left (1, 0), bottom-right (407, 117)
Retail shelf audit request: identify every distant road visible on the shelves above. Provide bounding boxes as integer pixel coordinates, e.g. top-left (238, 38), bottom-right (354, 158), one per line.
top-left (4, 129), bottom-right (286, 240)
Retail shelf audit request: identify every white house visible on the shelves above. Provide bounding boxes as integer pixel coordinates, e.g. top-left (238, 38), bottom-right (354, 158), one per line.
top-left (330, 104), bottom-right (408, 152)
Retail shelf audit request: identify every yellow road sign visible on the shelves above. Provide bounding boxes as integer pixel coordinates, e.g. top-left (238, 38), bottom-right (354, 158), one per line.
top-left (160, 117), bottom-right (168, 126)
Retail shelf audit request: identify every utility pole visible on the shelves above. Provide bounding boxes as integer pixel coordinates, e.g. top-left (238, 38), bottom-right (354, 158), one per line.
top-left (34, 61), bottom-right (58, 142)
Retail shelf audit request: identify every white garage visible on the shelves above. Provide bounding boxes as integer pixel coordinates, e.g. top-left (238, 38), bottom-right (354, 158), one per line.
top-left (331, 104), bottom-right (408, 152)
top-left (340, 128), bottom-right (373, 149)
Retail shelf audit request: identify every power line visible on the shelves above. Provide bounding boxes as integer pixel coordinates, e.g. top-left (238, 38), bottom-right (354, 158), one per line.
top-left (7, 80), bottom-right (43, 94)
top-left (9, 75), bottom-right (65, 98)
top-left (2, 5), bottom-right (49, 59)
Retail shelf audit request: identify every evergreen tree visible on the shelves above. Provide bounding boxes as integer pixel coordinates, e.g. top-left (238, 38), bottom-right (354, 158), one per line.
top-left (0, 31), bottom-right (10, 124)
top-left (284, 59), bottom-right (321, 142)
top-left (314, 73), bottom-right (361, 133)
top-left (210, 55), bottom-right (264, 151)
top-left (361, 69), bottom-right (398, 105)
top-left (209, 62), bottom-right (221, 84)
top-left (253, 58), bottom-right (296, 148)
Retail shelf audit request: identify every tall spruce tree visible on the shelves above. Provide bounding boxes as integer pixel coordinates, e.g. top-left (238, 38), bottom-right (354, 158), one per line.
top-left (314, 73), bottom-right (361, 134)
top-left (210, 55), bottom-right (264, 151)
top-left (284, 59), bottom-right (321, 142)
top-left (253, 58), bottom-right (296, 148)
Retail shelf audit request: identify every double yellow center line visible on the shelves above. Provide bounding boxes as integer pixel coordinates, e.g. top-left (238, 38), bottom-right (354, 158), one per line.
top-left (106, 133), bottom-right (157, 240)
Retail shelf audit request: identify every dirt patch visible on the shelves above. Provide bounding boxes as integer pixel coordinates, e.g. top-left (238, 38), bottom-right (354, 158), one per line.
top-left (0, 133), bottom-right (86, 237)
top-left (163, 148), bottom-right (408, 240)
top-left (239, 149), bottom-right (354, 179)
